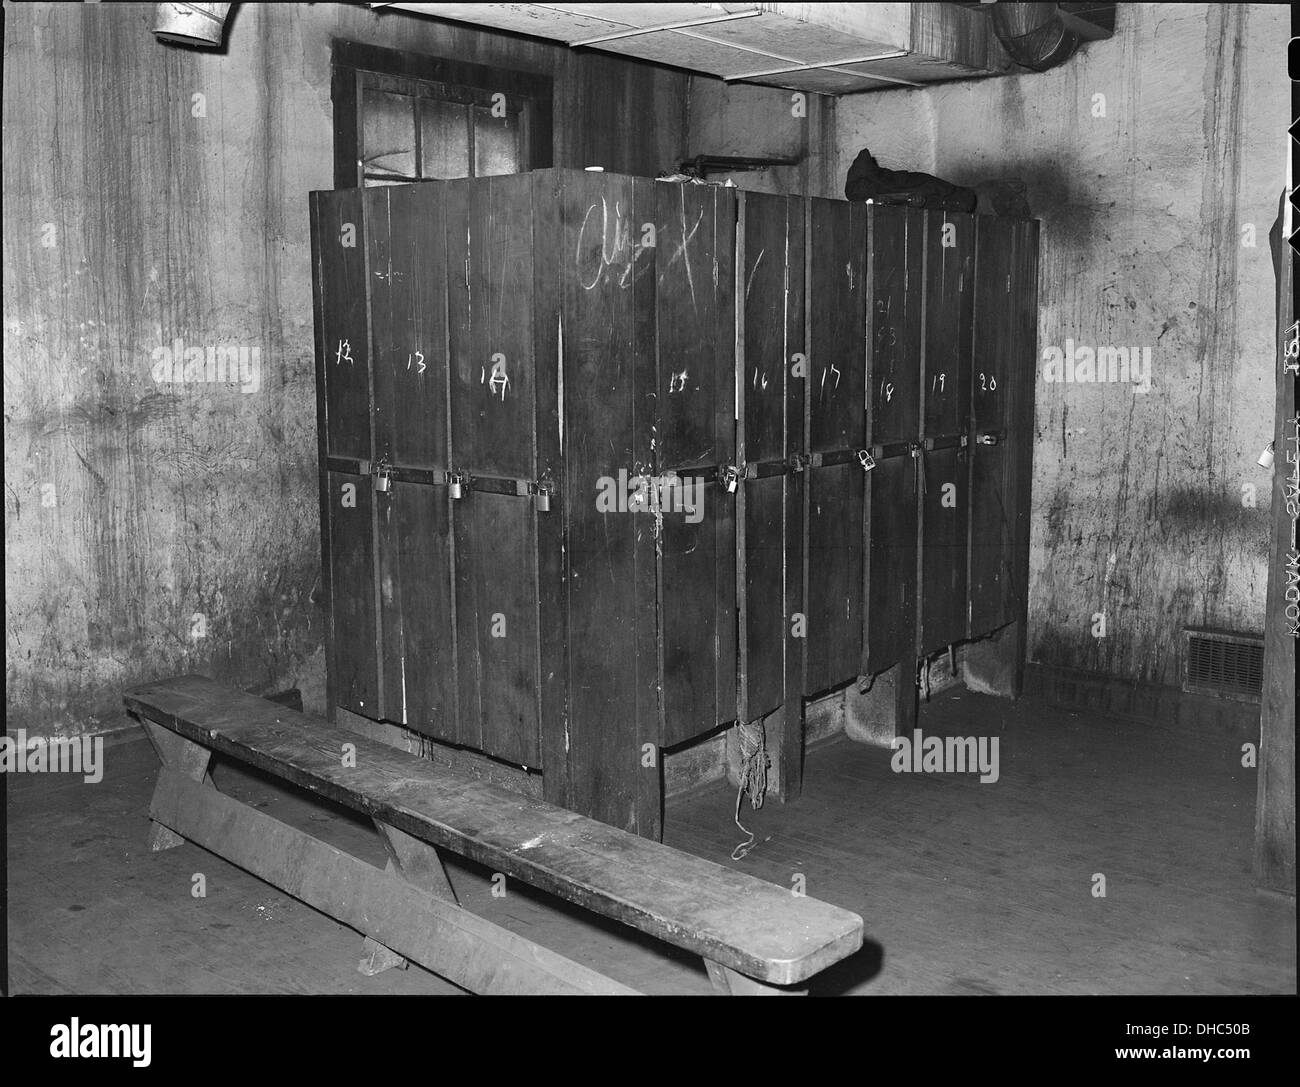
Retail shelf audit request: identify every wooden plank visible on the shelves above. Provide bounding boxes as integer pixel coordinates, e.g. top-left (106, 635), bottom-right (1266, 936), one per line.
top-left (922, 210), bottom-right (974, 440)
top-left (140, 720), bottom-right (212, 851)
top-left (968, 216), bottom-right (1018, 638)
top-left (804, 197), bottom-right (867, 696)
top-left (743, 475), bottom-right (787, 717)
top-left (549, 170), bottom-right (661, 836)
top-left (808, 198), bottom-right (867, 456)
top-left (449, 173), bottom-right (536, 481)
top-left (326, 470), bottom-right (379, 718)
top-left (866, 453), bottom-right (917, 674)
top-left (125, 676), bottom-right (864, 985)
top-left (657, 182), bottom-right (738, 743)
top-left (868, 206), bottom-right (924, 444)
top-left (149, 770), bottom-right (638, 996)
top-left (1008, 220), bottom-right (1039, 692)
top-left (706, 959), bottom-right (807, 996)
top-left (1255, 196), bottom-right (1296, 894)
top-left (313, 187), bottom-right (372, 462)
top-left (661, 481), bottom-right (734, 745)
top-left (309, 195), bottom-right (339, 722)
top-left (376, 480), bottom-right (456, 740)
top-left (805, 463), bottom-right (865, 695)
top-left (918, 446), bottom-right (968, 653)
top-left (452, 490), bottom-right (541, 767)
top-left (530, 170), bottom-right (572, 822)
top-left (366, 184), bottom-right (450, 471)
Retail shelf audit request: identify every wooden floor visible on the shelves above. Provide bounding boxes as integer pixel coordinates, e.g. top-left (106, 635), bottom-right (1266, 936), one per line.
top-left (7, 687), bottom-right (1294, 995)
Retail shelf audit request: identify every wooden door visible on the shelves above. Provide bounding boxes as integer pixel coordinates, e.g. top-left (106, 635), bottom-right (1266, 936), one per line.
top-left (736, 192), bottom-right (805, 723)
top-left (310, 188), bottom-right (379, 718)
top-left (805, 197), bottom-right (868, 696)
top-left (918, 210), bottom-right (975, 654)
top-left (444, 174), bottom-right (543, 769)
top-left (363, 184), bottom-right (458, 737)
top-left (969, 217), bottom-right (1038, 638)
top-left (538, 169), bottom-right (660, 836)
top-left (865, 206), bottom-right (925, 675)
top-left (654, 181), bottom-right (738, 746)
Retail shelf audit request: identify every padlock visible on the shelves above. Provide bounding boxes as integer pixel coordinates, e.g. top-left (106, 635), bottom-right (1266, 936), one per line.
top-left (448, 471), bottom-right (466, 500)
top-left (535, 481), bottom-right (554, 512)
top-left (721, 465), bottom-right (739, 494)
top-left (856, 449), bottom-right (876, 472)
top-left (374, 458), bottom-right (392, 493)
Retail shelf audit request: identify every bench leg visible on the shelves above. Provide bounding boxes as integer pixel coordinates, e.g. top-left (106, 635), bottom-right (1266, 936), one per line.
top-left (359, 820), bottom-right (460, 976)
top-left (140, 719), bottom-right (214, 851)
top-left (705, 960), bottom-right (808, 996)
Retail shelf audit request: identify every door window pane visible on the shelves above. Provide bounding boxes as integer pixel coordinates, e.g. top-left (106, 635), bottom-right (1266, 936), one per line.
top-left (420, 98), bottom-right (471, 179)
top-left (362, 90), bottom-right (417, 182)
top-left (473, 105), bottom-right (521, 178)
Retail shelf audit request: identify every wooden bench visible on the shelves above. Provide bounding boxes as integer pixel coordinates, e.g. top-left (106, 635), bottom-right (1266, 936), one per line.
top-left (124, 675), bottom-right (864, 995)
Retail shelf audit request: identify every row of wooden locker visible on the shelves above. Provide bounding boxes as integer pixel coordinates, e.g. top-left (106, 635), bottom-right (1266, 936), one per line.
top-left (309, 169), bottom-right (1038, 836)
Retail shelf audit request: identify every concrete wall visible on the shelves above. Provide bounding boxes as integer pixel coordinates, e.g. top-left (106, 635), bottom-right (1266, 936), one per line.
top-left (836, 3), bottom-right (1288, 686)
top-left (3, 1), bottom-right (688, 739)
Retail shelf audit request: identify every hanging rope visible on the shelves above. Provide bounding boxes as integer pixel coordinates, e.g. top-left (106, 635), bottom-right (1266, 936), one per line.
top-left (731, 718), bottom-right (771, 861)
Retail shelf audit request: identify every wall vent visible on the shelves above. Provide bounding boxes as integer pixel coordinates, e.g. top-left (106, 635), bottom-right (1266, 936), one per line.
top-left (1182, 627), bottom-right (1264, 702)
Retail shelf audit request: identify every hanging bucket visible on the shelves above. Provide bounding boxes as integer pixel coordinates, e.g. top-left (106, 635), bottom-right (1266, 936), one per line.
top-left (153, 3), bottom-right (232, 48)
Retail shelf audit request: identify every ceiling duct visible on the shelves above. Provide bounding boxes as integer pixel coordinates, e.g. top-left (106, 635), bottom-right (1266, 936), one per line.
top-left (986, 2), bottom-right (1110, 72)
top-left (153, 2), bottom-right (232, 48)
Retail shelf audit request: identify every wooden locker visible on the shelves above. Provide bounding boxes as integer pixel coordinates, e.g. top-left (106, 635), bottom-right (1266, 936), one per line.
top-left (542, 168), bottom-right (659, 834)
top-left (918, 210), bottom-right (975, 655)
top-left (444, 174), bottom-right (544, 768)
top-left (969, 217), bottom-right (1038, 639)
top-left (737, 191), bottom-right (805, 724)
top-left (865, 206), bottom-right (925, 675)
top-left (310, 188), bottom-right (379, 718)
top-left (365, 185), bottom-right (458, 738)
top-left (804, 197), bottom-right (868, 696)
top-left (655, 181), bottom-right (738, 746)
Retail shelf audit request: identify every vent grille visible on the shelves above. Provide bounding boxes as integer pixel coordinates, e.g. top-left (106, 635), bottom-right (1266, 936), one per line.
top-left (1183, 628), bottom-right (1264, 702)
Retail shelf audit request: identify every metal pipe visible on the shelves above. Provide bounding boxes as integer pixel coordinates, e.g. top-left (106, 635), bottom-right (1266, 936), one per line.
top-left (569, 9), bottom-right (762, 47)
top-left (153, 2), bottom-right (232, 48)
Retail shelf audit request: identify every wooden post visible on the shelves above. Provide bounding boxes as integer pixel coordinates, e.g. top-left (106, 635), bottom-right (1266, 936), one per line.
top-left (705, 959), bottom-right (807, 996)
top-left (1255, 196), bottom-right (1296, 895)
top-left (360, 820), bottom-right (461, 975)
top-left (140, 718), bottom-right (213, 852)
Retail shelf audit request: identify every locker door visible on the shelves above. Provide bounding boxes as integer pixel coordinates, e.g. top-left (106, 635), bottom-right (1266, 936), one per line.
top-left (918, 211), bottom-right (975, 654)
top-left (805, 197), bottom-right (868, 696)
top-left (364, 184), bottom-right (457, 737)
top-left (736, 192), bottom-right (805, 723)
top-left (310, 189), bottom-right (378, 718)
top-left (865, 206), bottom-right (924, 674)
top-left (656, 182), bottom-right (738, 745)
top-left (324, 470), bottom-right (378, 717)
top-left (445, 174), bottom-right (543, 769)
top-left (546, 169), bottom-right (660, 836)
top-left (969, 217), bottom-right (1038, 638)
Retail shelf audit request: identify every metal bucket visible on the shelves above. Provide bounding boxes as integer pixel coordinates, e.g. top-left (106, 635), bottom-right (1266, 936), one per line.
top-left (153, 3), bottom-right (232, 48)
